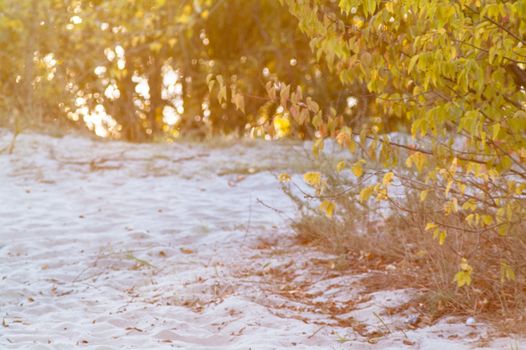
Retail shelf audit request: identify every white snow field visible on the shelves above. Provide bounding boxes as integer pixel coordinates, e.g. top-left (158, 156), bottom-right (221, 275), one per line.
top-left (0, 130), bottom-right (523, 349)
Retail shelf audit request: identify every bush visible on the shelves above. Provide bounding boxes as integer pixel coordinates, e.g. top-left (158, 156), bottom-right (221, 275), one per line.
top-left (281, 144), bottom-right (526, 321)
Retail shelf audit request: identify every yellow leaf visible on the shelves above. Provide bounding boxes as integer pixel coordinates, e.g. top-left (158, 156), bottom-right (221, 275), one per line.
top-left (465, 213), bottom-right (475, 226)
top-left (278, 173), bottom-right (291, 183)
top-left (303, 172), bottom-right (322, 188)
top-left (414, 153), bottom-right (427, 172)
top-left (319, 200), bottom-right (335, 218)
top-left (462, 199), bottom-right (477, 211)
top-left (438, 230), bottom-right (447, 245)
top-left (218, 85), bottom-right (227, 104)
top-left (382, 172), bottom-right (394, 186)
top-left (336, 127), bottom-right (352, 146)
top-left (491, 123), bottom-right (501, 140)
top-left (149, 42), bottom-right (162, 53)
top-left (273, 116), bottom-right (291, 138)
top-left (312, 138), bottom-right (324, 158)
top-left (408, 54), bottom-right (419, 73)
top-left (481, 215), bottom-right (493, 226)
top-left (454, 271), bottom-right (472, 288)
top-left (449, 157), bottom-right (458, 173)
top-left (459, 257), bottom-right (472, 272)
top-left (501, 262), bottom-right (516, 283)
top-left (406, 152), bottom-right (427, 173)
top-left (359, 185), bottom-right (375, 202)
top-left (405, 156), bottom-right (412, 168)
top-left (336, 160), bottom-right (346, 173)
top-left (232, 92), bottom-right (245, 113)
top-left (306, 97), bottom-right (320, 113)
top-left (351, 160), bottom-right (364, 177)
top-left (420, 190), bottom-right (429, 202)
top-left (454, 258), bottom-right (473, 287)
top-left (425, 222), bottom-right (437, 231)
top-left (376, 187), bottom-right (388, 200)
top-left (498, 223), bottom-right (509, 236)
top-left (444, 198), bottom-right (459, 215)
top-left (207, 78), bottom-right (215, 92)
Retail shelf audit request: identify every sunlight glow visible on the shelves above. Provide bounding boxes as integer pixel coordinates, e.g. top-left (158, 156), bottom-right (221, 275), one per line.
top-left (94, 66), bottom-right (107, 76)
top-left (162, 106), bottom-right (181, 126)
top-left (346, 96), bottom-right (358, 109)
top-left (82, 104), bottom-right (119, 138)
top-left (133, 75), bottom-right (150, 99)
top-left (104, 83), bottom-right (120, 100)
top-left (104, 48), bottom-right (115, 62)
top-left (68, 102), bottom-right (119, 138)
top-left (70, 15), bottom-right (82, 24)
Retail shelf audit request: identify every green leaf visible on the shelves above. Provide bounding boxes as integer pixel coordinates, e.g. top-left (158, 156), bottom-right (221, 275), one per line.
top-left (339, 0), bottom-right (352, 15)
top-left (408, 54), bottom-right (419, 74)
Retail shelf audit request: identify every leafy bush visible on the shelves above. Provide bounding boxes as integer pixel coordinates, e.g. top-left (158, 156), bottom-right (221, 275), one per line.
top-left (219, 0), bottom-right (526, 317)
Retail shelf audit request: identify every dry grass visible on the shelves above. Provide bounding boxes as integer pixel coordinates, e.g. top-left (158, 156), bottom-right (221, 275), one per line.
top-left (388, 191), bottom-right (526, 329)
top-left (283, 154), bottom-right (526, 333)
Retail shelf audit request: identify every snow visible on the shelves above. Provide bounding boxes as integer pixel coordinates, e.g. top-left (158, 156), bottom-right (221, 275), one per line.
top-left (0, 130), bottom-right (522, 349)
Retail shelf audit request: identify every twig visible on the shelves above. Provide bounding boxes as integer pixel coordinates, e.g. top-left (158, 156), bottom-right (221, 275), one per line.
top-left (6, 131), bottom-right (18, 154)
top-left (308, 325), bottom-right (325, 339)
top-left (72, 254), bottom-right (102, 284)
top-left (256, 198), bottom-right (293, 221)
top-left (373, 312), bottom-right (392, 335)
top-left (57, 153), bottom-right (210, 166)
top-left (243, 194), bottom-right (253, 243)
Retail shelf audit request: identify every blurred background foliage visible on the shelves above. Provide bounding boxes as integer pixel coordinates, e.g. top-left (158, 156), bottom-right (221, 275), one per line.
top-left (0, 0), bottom-right (363, 141)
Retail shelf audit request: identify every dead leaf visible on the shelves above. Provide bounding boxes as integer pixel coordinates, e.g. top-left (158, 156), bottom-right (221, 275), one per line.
top-left (180, 248), bottom-right (194, 254)
top-left (403, 339), bottom-right (416, 346)
top-left (368, 337), bottom-right (380, 344)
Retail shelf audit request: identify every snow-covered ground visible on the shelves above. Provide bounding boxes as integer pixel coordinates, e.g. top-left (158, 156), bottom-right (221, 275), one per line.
top-left (0, 130), bottom-right (522, 349)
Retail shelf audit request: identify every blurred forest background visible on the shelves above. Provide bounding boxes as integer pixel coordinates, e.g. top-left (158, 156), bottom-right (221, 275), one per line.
top-left (0, 0), bottom-right (354, 141)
